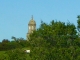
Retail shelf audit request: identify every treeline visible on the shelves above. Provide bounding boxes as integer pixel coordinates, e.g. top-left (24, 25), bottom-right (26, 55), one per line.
top-left (0, 15), bottom-right (80, 60)
top-left (28, 15), bottom-right (80, 60)
top-left (0, 37), bottom-right (29, 51)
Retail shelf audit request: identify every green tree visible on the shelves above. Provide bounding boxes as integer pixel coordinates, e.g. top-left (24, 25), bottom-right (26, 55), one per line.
top-left (29, 20), bottom-right (77, 60)
top-left (77, 15), bottom-right (80, 32)
top-left (6, 48), bottom-right (27, 60)
top-left (77, 15), bottom-right (80, 37)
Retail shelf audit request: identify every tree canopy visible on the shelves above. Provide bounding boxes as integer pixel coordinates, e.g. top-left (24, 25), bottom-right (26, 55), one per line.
top-left (0, 16), bottom-right (80, 60)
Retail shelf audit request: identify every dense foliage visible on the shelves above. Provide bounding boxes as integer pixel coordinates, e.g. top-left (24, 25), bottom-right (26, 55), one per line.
top-left (0, 16), bottom-right (80, 60)
top-left (0, 37), bottom-right (29, 51)
top-left (29, 20), bottom-right (79, 60)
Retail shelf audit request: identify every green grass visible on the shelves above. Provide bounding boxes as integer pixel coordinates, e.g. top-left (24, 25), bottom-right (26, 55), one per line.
top-left (0, 48), bottom-right (31, 60)
top-left (0, 51), bottom-right (9, 60)
top-left (0, 51), bottom-right (6, 56)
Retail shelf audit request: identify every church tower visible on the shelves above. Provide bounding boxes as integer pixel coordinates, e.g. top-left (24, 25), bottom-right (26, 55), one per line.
top-left (27, 16), bottom-right (36, 40)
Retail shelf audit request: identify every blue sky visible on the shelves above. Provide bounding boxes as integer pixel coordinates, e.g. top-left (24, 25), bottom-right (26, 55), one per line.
top-left (0, 0), bottom-right (80, 42)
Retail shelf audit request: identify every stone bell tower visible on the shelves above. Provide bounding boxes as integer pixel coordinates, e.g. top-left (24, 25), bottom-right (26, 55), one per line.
top-left (27, 16), bottom-right (36, 40)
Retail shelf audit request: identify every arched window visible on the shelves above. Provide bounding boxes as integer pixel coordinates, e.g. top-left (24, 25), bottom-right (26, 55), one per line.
top-left (29, 26), bottom-right (31, 30)
top-left (32, 26), bottom-right (33, 30)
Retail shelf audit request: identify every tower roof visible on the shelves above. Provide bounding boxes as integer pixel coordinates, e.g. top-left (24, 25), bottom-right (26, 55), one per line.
top-left (29, 15), bottom-right (36, 25)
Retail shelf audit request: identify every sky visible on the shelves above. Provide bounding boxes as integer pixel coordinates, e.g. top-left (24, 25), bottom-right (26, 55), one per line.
top-left (0, 0), bottom-right (80, 42)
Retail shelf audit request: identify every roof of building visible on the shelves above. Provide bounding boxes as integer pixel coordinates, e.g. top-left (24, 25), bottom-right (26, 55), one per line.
top-left (28, 15), bottom-right (36, 25)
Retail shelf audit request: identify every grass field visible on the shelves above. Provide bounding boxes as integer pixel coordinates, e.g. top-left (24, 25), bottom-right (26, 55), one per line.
top-left (0, 51), bottom-right (9, 60)
top-left (0, 48), bottom-right (31, 60)
top-left (0, 51), bottom-right (6, 57)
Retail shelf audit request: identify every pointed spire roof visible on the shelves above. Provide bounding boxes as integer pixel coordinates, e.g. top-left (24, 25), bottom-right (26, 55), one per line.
top-left (28, 15), bottom-right (36, 25)
top-left (31, 15), bottom-right (33, 20)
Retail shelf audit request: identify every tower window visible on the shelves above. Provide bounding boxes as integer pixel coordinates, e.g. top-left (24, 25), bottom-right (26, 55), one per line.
top-left (29, 26), bottom-right (31, 30)
top-left (32, 26), bottom-right (33, 30)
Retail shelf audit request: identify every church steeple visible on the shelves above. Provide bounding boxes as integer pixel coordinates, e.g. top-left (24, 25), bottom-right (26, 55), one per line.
top-left (27, 16), bottom-right (36, 40)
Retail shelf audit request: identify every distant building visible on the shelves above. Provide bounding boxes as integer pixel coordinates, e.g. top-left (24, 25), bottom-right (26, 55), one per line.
top-left (27, 16), bottom-right (36, 40)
